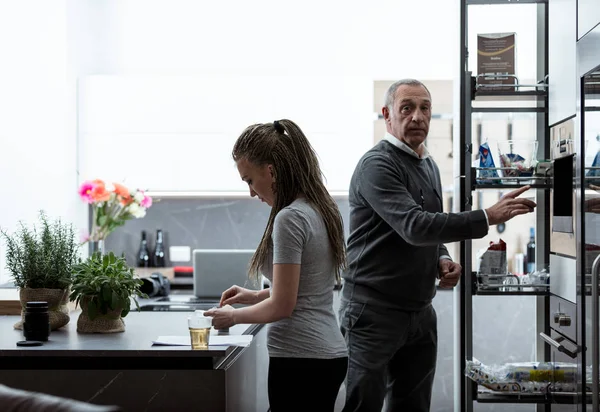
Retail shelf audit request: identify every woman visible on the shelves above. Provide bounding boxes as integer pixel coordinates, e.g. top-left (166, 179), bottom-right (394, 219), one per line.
top-left (205, 119), bottom-right (348, 411)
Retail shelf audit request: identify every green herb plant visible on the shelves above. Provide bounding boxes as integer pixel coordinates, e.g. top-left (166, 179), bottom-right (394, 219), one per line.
top-left (1, 210), bottom-right (79, 289)
top-left (70, 252), bottom-right (147, 320)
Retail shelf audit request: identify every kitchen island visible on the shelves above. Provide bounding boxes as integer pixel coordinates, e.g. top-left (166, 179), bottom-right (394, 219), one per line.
top-left (0, 311), bottom-right (268, 412)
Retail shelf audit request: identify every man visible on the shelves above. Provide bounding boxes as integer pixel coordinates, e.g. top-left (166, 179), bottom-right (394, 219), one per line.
top-left (339, 78), bottom-right (536, 412)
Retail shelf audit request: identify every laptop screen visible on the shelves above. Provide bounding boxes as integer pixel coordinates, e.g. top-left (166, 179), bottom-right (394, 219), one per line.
top-left (192, 249), bottom-right (258, 299)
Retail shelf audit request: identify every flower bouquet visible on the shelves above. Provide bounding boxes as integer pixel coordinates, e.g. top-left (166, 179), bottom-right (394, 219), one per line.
top-left (79, 179), bottom-right (152, 246)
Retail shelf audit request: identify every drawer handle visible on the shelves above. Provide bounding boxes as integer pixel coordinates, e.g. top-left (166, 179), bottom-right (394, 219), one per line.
top-left (539, 332), bottom-right (580, 359)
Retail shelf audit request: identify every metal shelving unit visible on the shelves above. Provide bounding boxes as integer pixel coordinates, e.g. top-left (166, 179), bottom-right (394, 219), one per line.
top-left (455, 0), bottom-right (553, 410)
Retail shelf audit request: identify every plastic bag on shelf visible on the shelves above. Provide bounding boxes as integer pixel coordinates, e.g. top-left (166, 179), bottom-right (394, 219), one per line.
top-left (476, 141), bottom-right (499, 184)
top-left (520, 268), bottom-right (549, 286)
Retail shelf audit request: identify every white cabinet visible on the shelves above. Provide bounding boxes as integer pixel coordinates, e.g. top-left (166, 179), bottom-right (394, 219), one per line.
top-left (77, 75), bottom-right (372, 192)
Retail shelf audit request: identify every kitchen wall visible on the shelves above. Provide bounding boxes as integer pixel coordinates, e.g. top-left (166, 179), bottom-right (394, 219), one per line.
top-left (0, 1), bottom-right (86, 285)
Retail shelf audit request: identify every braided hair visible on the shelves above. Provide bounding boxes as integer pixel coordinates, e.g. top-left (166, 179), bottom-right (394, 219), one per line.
top-left (232, 119), bottom-right (346, 284)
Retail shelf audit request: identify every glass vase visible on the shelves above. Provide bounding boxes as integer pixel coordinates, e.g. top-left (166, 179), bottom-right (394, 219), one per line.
top-left (89, 239), bottom-right (106, 256)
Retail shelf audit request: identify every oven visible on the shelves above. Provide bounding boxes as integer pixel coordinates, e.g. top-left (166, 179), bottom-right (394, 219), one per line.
top-left (539, 295), bottom-right (580, 407)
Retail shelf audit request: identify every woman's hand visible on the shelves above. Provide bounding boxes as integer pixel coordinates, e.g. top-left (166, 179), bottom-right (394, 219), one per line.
top-left (219, 285), bottom-right (259, 307)
top-left (204, 305), bottom-right (236, 329)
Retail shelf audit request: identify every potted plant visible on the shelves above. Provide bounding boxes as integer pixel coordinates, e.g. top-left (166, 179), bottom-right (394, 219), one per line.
top-left (1, 211), bottom-right (79, 331)
top-left (70, 251), bottom-right (147, 333)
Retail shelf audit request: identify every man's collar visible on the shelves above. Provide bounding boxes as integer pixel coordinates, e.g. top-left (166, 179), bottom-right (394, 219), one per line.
top-left (383, 132), bottom-right (429, 159)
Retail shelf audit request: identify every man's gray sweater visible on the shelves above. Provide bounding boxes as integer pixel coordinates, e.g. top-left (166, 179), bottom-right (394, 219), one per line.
top-left (342, 140), bottom-right (489, 311)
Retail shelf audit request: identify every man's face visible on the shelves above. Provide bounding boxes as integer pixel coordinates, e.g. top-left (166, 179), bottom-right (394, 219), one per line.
top-left (383, 84), bottom-right (432, 151)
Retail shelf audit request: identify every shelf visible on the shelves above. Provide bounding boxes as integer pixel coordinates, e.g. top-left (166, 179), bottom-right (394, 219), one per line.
top-left (474, 272), bottom-right (549, 295)
top-left (476, 390), bottom-right (580, 404)
top-left (472, 106), bottom-right (546, 113)
top-left (475, 90), bottom-right (546, 101)
top-left (475, 282), bottom-right (549, 296)
top-left (584, 92), bottom-right (600, 100)
top-left (470, 75), bottom-right (547, 111)
top-left (476, 289), bottom-right (549, 296)
top-left (474, 182), bottom-right (550, 189)
top-left (472, 90), bottom-right (547, 112)
top-left (467, 0), bottom-right (546, 4)
top-left (472, 168), bottom-right (552, 190)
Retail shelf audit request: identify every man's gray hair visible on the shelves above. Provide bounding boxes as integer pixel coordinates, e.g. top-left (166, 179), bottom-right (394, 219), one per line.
top-left (383, 79), bottom-right (431, 111)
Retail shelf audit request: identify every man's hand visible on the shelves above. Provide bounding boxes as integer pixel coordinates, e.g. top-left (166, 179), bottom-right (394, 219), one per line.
top-left (439, 259), bottom-right (462, 289)
top-left (485, 185), bottom-right (536, 226)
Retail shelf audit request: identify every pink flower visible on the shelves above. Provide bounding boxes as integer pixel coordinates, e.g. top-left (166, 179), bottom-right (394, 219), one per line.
top-left (79, 229), bottom-right (90, 244)
top-left (79, 181), bottom-right (96, 204)
top-left (141, 195), bottom-right (153, 208)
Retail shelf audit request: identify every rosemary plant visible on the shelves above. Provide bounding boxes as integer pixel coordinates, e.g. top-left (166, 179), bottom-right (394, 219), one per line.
top-left (1, 211), bottom-right (79, 289)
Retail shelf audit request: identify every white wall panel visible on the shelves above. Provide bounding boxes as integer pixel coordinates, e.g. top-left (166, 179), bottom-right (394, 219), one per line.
top-left (549, 0), bottom-right (577, 125)
top-left (578, 0), bottom-right (600, 39)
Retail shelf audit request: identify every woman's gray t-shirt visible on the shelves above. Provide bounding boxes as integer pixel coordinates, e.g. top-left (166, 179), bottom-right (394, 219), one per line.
top-left (261, 197), bottom-right (347, 359)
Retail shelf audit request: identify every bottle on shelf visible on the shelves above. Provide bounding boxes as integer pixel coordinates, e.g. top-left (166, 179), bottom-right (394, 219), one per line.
top-left (526, 227), bottom-right (536, 274)
top-left (512, 234), bottom-right (524, 276)
top-left (513, 253), bottom-right (525, 276)
top-left (137, 230), bottom-right (152, 268)
top-left (153, 229), bottom-right (166, 267)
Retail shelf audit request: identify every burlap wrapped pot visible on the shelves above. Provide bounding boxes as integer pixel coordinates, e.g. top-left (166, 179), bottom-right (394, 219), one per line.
top-left (76, 297), bottom-right (125, 333)
top-left (14, 288), bottom-right (70, 331)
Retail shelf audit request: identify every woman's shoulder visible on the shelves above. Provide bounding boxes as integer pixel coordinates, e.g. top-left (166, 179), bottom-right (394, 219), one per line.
top-left (274, 198), bottom-right (319, 229)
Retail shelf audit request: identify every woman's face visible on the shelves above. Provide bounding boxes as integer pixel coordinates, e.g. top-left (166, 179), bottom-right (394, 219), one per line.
top-left (236, 158), bottom-right (275, 206)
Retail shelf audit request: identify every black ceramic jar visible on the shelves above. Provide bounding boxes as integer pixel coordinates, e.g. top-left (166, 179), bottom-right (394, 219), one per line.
top-left (23, 301), bottom-right (50, 341)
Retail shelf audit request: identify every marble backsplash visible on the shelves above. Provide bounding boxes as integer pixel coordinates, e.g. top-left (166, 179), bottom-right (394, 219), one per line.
top-left (104, 196), bottom-right (537, 412)
top-left (102, 196), bottom-right (350, 267)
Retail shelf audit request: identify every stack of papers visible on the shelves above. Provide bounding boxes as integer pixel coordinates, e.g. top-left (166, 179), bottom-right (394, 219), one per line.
top-left (152, 335), bottom-right (253, 347)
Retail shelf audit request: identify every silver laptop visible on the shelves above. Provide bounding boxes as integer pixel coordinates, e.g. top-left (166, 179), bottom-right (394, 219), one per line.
top-left (192, 249), bottom-right (257, 299)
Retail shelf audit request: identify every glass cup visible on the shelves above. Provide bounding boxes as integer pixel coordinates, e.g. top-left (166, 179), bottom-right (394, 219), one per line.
top-left (188, 310), bottom-right (212, 350)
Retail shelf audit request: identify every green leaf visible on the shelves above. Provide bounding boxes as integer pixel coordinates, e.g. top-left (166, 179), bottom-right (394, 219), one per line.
top-left (110, 291), bottom-right (118, 311)
top-left (88, 299), bottom-right (98, 320)
top-left (102, 284), bottom-right (111, 302)
top-left (98, 215), bottom-right (107, 227)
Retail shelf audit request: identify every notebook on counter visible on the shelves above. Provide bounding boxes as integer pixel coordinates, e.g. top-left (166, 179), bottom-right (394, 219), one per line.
top-left (192, 249), bottom-right (258, 299)
top-left (152, 335), bottom-right (253, 347)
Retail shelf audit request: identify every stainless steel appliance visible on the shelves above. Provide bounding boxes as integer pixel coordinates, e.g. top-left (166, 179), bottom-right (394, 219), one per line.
top-left (550, 123), bottom-right (577, 303)
top-left (541, 20), bottom-right (600, 412)
top-left (542, 22), bottom-right (600, 411)
top-left (578, 23), bottom-right (600, 410)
